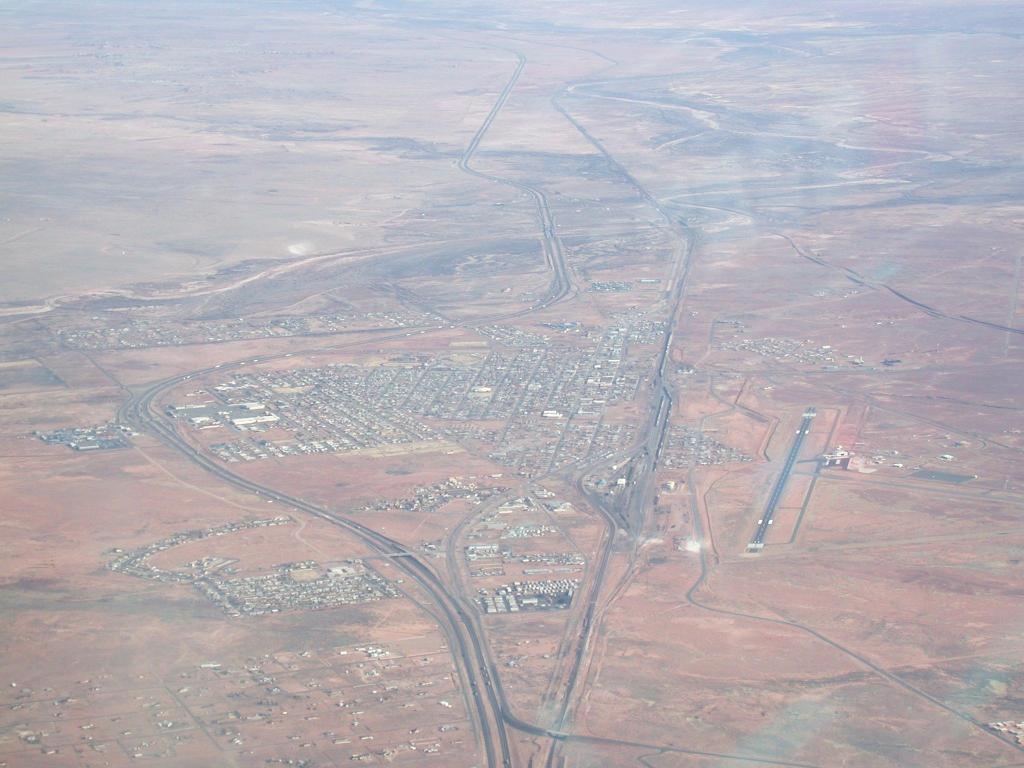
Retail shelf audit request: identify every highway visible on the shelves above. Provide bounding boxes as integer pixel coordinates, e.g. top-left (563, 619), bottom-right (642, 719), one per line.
top-left (123, 386), bottom-right (512, 767)
top-left (114, 332), bottom-right (511, 768)
top-left (519, 93), bottom-right (699, 767)
top-left (106, 52), bottom-right (568, 768)
top-left (90, 37), bottom-right (1024, 768)
top-left (110, 55), bottom-right (687, 768)
top-left (748, 408), bottom-right (816, 551)
top-left (537, 332), bottom-right (680, 756)
top-left (120, 357), bottom-right (750, 767)
top-left (457, 50), bottom-right (574, 314)
top-left (108, 53), bottom-right (573, 767)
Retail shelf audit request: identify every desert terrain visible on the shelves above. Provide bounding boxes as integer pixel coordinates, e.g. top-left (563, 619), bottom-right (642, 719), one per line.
top-left (1, 2), bottom-right (1022, 767)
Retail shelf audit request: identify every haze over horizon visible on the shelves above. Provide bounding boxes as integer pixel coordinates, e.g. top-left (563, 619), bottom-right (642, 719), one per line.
top-left (1, 2), bottom-right (1022, 767)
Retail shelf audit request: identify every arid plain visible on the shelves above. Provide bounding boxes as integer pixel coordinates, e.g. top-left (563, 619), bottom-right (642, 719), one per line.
top-left (1, 2), bottom-right (1023, 767)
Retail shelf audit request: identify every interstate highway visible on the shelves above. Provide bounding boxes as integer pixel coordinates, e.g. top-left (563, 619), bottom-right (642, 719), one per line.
top-left (115, 344), bottom-right (512, 768)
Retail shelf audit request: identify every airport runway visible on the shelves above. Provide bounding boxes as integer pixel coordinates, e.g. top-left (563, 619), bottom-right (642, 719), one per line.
top-left (748, 408), bottom-right (816, 551)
